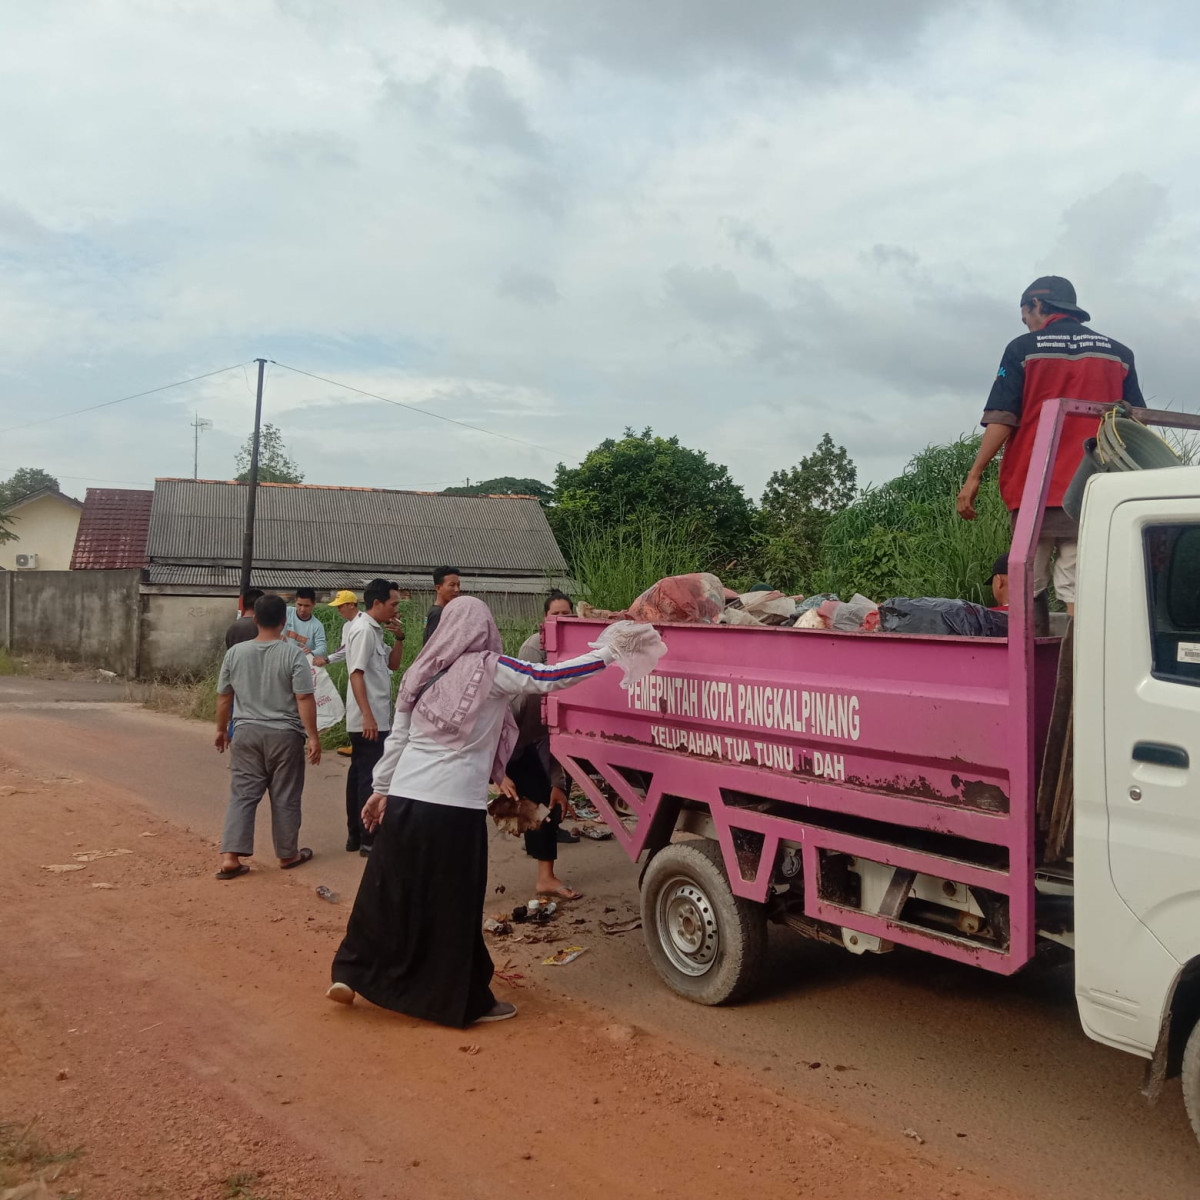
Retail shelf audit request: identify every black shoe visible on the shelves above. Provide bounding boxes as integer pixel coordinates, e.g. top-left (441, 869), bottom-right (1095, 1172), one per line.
top-left (556, 827), bottom-right (580, 844)
top-left (359, 842), bottom-right (373, 858)
top-left (345, 836), bottom-right (361, 853)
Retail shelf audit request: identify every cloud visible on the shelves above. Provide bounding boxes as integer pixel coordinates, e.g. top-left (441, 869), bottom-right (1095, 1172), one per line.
top-left (498, 267), bottom-right (559, 305)
top-left (253, 129), bottom-right (358, 170)
top-left (461, 66), bottom-right (546, 158)
top-left (434, 0), bottom-right (971, 77)
top-left (2, 0), bottom-right (1200, 507)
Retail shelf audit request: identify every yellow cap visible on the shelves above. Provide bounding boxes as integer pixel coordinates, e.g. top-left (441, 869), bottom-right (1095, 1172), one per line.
top-left (331, 590), bottom-right (359, 608)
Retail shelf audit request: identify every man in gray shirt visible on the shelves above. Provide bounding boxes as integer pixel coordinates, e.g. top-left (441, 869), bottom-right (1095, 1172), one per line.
top-left (214, 593), bottom-right (322, 880)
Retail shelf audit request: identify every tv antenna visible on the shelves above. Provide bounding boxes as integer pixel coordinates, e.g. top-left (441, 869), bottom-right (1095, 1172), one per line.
top-left (191, 413), bottom-right (213, 478)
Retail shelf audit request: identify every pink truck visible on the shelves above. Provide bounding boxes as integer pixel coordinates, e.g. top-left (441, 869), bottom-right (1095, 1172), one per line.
top-left (547, 400), bottom-right (1200, 1144)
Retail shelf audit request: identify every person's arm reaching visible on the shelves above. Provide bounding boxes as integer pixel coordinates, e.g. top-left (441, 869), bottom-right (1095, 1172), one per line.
top-left (959, 339), bottom-right (1024, 520)
top-left (492, 647), bottom-right (616, 699)
top-left (310, 619), bottom-right (327, 664)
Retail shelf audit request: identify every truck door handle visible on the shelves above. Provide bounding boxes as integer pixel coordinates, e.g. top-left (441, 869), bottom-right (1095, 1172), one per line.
top-left (1132, 741), bottom-right (1190, 769)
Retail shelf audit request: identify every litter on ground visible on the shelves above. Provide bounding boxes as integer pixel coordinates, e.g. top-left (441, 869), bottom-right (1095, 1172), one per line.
top-left (543, 946), bottom-right (587, 966)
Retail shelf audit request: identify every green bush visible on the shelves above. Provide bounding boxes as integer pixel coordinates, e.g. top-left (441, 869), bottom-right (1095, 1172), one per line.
top-left (818, 435), bottom-right (1009, 606)
top-left (563, 515), bottom-right (716, 611)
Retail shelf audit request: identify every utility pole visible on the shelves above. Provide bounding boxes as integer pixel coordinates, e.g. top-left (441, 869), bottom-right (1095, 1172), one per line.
top-left (237, 359), bottom-right (267, 602)
top-left (191, 413), bottom-right (212, 479)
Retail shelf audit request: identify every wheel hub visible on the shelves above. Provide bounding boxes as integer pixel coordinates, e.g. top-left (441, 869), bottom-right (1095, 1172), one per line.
top-left (658, 878), bottom-right (719, 976)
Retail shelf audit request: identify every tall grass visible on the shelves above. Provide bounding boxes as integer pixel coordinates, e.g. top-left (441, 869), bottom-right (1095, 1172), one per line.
top-left (818, 435), bottom-right (1009, 606)
top-left (564, 516), bottom-right (716, 611)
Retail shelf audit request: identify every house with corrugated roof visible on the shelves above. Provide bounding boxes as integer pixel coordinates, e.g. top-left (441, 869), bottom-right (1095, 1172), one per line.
top-left (143, 475), bottom-right (569, 619)
top-left (3, 477), bottom-right (570, 678)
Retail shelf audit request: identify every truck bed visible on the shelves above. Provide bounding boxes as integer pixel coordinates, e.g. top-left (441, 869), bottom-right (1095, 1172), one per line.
top-left (547, 617), bottom-right (1063, 974)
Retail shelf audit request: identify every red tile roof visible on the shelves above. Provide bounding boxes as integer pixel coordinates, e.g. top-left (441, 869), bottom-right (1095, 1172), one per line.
top-left (70, 488), bottom-right (154, 570)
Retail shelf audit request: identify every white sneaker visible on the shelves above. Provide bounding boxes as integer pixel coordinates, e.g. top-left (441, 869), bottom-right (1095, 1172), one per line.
top-left (475, 1000), bottom-right (517, 1023)
top-left (326, 982), bottom-right (355, 1005)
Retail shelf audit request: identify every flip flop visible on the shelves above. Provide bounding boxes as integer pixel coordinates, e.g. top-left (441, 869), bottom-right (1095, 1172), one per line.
top-left (539, 884), bottom-right (583, 901)
top-left (216, 864), bottom-right (250, 880)
top-left (281, 848), bottom-right (313, 869)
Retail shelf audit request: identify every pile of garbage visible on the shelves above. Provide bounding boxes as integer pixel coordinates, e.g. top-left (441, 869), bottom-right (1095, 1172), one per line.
top-left (577, 573), bottom-right (1007, 639)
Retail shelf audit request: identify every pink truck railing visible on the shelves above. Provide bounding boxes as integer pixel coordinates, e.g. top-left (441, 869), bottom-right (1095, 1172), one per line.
top-left (546, 399), bottom-right (1187, 976)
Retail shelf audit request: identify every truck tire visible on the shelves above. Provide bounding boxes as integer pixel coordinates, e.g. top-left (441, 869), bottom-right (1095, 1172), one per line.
top-left (639, 839), bottom-right (767, 1005)
top-left (1181, 1017), bottom-right (1200, 1146)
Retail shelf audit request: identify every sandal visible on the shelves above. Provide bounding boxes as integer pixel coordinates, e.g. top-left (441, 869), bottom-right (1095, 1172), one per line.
top-left (538, 884), bottom-right (583, 901)
top-left (216, 864), bottom-right (250, 880)
top-left (281, 848), bottom-right (313, 869)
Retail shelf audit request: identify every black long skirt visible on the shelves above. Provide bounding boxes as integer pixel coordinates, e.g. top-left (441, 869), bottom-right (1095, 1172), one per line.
top-left (331, 795), bottom-right (495, 1029)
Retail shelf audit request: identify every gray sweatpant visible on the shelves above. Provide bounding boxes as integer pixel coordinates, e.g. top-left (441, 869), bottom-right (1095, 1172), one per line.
top-left (220, 723), bottom-right (306, 859)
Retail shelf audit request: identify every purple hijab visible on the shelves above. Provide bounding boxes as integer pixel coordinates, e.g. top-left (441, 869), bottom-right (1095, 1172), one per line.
top-left (397, 596), bottom-right (518, 784)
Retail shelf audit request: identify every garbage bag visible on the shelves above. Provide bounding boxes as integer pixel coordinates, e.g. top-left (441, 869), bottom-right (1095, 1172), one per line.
top-left (797, 594), bottom-right (879, 632)
top-left (721, 606), bottom-right (762, 626)
top-left (588, 620), bottom-right (669, 688)
top-left (879, 598), bottom-right (1008, 637)
top-left (831, 593), bottom-right (879, 632)
top-left (797, 593), bottom-right (839, 614)
top-left (312, 665), bottom-right (346, 730)
top-left (737, 590), bottom-right (796, 619)
top-left (628, 573), bottom-right (725, 624)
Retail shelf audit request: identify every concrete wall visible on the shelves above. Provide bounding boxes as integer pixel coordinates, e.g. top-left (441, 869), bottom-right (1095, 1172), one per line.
top-left (0, 495), bottom-right (82, 571)
top-left (4, 569), bottom-right (141, 675)
top-left (0, 574), bottom-right (550, 678)
top-left (140, 593), bottom-right (237, 677)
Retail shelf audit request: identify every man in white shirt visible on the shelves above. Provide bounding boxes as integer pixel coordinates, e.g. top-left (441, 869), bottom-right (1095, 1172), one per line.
top-left (343, 578), bottom-right (404, 854)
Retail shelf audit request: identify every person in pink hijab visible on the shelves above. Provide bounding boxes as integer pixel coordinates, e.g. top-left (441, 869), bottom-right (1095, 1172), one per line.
top-left (326, 596), bottom-right (620, 1028)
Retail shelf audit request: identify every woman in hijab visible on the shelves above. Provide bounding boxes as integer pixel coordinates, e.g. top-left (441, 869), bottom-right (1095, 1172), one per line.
top-left (325, 595), bottom-right (624, 1028)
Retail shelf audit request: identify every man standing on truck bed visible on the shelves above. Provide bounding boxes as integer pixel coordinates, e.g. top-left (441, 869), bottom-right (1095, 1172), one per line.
top-left (957, 276), bottom-right (1145, 615)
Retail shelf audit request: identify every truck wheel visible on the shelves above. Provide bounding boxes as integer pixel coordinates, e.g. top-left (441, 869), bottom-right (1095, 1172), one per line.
top-left (1181, 1017), bottom-right (1200, 1145)
top-left (639, 839), bottom-right (767, 1005)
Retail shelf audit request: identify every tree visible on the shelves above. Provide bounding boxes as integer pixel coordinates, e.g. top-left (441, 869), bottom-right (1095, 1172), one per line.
top-left (442, 476), bottom-right (553, 503)
top-left (757, 433), bottom-right (857, 590)
top-left (551, 429), bottom-right (755, 567)
top-left (234, 424), bottom-right (304, 484)
top-left (0, 467), bottom-right (60, 509)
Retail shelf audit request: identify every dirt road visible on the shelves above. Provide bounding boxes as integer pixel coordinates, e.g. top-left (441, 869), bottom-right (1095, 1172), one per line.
top-left (0, 679), bottom-right (1195, 1198)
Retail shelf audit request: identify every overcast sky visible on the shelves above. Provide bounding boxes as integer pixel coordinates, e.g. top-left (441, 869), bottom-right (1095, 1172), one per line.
top-left (2, 1), bottom-right (1198, 502)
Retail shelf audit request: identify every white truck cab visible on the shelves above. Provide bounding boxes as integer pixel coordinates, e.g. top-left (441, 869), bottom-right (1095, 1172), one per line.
top-left (1075, 467), bottom-right (1200, 1128)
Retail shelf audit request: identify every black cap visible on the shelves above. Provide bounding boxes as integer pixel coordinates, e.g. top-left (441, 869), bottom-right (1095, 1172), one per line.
top-left (1020, 276), bottom-right (1090, 322)
top-left (987, 552), bottom-right (1009, 583)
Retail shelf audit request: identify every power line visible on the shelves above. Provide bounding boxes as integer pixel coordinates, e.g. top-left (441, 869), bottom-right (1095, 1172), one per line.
top-left (0, 468), bottom-right (153, 486)
top-left (0, 362), bottom-right (249, 436)
top-left (271, 361), bottom-right (555, 455)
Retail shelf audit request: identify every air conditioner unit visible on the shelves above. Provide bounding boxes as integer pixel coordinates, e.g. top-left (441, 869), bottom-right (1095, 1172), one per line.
top-left (14, 553), bottom-right (38, 569)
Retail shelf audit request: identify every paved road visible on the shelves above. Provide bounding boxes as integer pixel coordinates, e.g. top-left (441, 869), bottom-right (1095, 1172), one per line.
top-left (4, 678), bottom-right (1197, 1198)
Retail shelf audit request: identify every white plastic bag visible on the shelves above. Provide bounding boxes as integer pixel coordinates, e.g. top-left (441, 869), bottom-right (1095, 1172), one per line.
top-left (588, 620), bottom-right (668, 689)
top-left (312, 665), bottom-right (345, 731)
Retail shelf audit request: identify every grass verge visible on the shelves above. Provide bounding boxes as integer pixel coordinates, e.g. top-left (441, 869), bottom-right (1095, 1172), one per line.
top-left (0, 1114), bottom-right (82, 1192)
